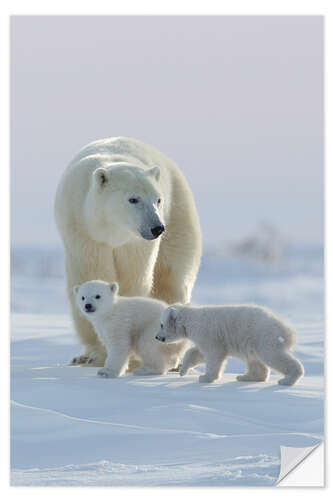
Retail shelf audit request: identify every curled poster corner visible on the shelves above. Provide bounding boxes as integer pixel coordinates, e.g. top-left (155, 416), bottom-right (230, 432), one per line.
top-left (276, 443), bottom-right (323, 485)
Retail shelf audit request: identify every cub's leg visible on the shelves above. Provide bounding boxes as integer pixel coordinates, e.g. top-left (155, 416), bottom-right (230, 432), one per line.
top-left (180, 348), bottom-right (205, 376)
top-left (236, 360), bottom-right (270, 382)
top-left (199, 350), bottom-right (227, 383)
top-left (134, 344), bottom-right (169, 376)
top-left (97, 339), bottom-right (131, 378)
top-left (68, 306), bottom-right (106, 367)
top-left (260, 349), bottom-right (304, 386)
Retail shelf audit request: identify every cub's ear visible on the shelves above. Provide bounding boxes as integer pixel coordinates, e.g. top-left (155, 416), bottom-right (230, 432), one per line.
top-left (110, 282), bottom-right (119, 295)
top-left (169, 306), bottom-right (178, 319)
top-left (73, 285), bottom-right (80, 296)
top-left (93, 168), bottom-right (110, 190)
top-left (147, 166), bottom-right (160, 182)
top-left (167, 306), bottom-right (178, 328)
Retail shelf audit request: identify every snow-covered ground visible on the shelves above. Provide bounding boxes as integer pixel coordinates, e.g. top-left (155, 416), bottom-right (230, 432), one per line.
top-left (10, 244), bottom-right (324, 486)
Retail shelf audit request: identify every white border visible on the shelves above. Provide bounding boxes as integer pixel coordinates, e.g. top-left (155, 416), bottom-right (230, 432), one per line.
top-left (1, 1), bottom-right (330, 498)
top-left (0, 0), bottom-right (330, 15)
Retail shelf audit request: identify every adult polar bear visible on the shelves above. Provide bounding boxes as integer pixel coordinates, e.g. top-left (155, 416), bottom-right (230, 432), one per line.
top-left (55, 137), bottom-right (202, 366)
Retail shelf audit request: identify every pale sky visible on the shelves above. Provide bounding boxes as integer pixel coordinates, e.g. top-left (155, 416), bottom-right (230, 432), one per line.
top-left (11, 16), bottom-right (323, 248)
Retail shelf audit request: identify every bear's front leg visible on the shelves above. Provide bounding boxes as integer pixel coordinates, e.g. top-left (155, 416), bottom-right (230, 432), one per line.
top-left (180, 347), bottom-right (204, 376)
top-left (86, 347), bottom-right (107, 366)
top-left (68, 305), bottom-right (106, 366)
top-left (70, 344), bottom-right (106, 367)
top-left (65, 242), bottom-right (116, 366)
top-left (199, 350), bottom-right (227, 383)
top-left (151, 193), bottom-right (202, 306)
top-left (97, 340), bottom-right (131, 379)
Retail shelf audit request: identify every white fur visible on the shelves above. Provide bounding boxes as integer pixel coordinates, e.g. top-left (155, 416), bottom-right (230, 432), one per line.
top-left (55, 137), bottom-right (201, 366)
top-left (74, 280), bottom-right (188, 378)
top-left (156, 304), bottom-right (304, 386)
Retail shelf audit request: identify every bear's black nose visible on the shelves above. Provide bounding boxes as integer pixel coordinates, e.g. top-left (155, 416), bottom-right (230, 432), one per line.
top-left (151, 225), bottom-right (165, 238)
top-left (85, 303), bottom-right (93, 311)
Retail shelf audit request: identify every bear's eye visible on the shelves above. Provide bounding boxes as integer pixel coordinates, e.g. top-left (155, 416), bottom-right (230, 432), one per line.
top-left (157, 198), bottom-right (161, 204)
top-left (95, 295), bottom-right (101, 299)
top-left (160, 323), bottom-right (163, 329)
top-left (81, 296), bottom-right (85, 301)
top-left (128, 197), bottom-right (139, 204)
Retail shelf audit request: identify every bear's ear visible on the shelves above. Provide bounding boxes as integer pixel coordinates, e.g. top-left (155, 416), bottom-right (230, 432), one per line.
top-left (110, 282), bottom-right (119, 295)
top-left (167, 306), bottom-right (178, 329)
top-left (93, 168), bottom-right (110, 191)
top-left (73, 285), bottom-right (80, 296)
top-left (147, 166), bottom-right (160, 182)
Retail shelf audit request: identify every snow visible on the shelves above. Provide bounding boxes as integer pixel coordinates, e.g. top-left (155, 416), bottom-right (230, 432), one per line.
top-left (10, 245), bottom-right (324, 486)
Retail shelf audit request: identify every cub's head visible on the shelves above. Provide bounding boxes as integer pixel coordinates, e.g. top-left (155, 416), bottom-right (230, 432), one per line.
top-left (73, 280), bottom-right (119, 318)
top-left (155, 305), bottom-right (186, 344)
top-left (88, 163), bottom-right (165, 246)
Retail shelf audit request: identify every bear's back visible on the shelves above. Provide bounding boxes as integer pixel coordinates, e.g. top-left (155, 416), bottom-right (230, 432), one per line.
top-left (70, 136), bottom-right (176, 173)
top-left (116, 295), bottom-right (166, 326)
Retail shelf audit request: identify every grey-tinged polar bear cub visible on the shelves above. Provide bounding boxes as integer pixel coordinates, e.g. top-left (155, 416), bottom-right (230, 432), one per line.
top-left (74, 280), bottom-right (188, 378)
top-left (155, 304), bottom-right (304, 385)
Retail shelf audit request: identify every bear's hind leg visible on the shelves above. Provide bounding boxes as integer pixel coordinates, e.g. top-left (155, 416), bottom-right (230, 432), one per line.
top-left (260, 350), bottom-right (304, 386)
top-left (135, 351), bottom-right (168, 376)
top-left (133, 366), bottom-right (166, 376)
top-left (237, 360), bottom-right (270, 382)
top-left (126, 356), bottom-right (142, 373)
top-left (134, 338), bottom-right (171, 376)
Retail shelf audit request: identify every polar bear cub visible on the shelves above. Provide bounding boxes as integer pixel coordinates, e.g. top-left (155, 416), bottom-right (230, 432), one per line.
top-left (74, 280), bottom-right (188, 378)
top-left (155, 304), bottom-right (304, 385)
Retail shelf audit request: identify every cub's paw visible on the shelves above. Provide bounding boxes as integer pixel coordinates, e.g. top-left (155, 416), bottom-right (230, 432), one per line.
top-left (97, 368), bottom-right (117, 378)
top-left (199, 374), bottom-right (216, 383)
top-left (69, 355), bottom-right (89, 366)
top-left (278, 376), bottom-right (297, 386)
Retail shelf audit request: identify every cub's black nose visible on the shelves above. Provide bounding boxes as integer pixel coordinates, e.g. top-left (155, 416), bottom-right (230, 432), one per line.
top-left (151, 225), bottom-right (165, 238)
top-left (85, 303), bottom-right (93, 311)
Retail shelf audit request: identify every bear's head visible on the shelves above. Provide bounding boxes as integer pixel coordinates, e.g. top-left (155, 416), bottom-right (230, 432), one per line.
top-left (85, 163), bottom-right (165, 247)
top-left (73, 280), bottom-right (119, 318)
top-left (155, 304), bottom-right (187, 344)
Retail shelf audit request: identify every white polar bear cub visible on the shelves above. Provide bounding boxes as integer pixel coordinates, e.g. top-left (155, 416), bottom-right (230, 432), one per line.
top-left (74, 280), bottom-right (188, 378)
top-left (155, 304), bottom-right (304, 385)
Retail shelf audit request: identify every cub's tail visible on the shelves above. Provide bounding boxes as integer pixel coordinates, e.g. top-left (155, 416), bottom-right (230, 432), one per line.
top-left (276, 323), bottom-right (297, 350)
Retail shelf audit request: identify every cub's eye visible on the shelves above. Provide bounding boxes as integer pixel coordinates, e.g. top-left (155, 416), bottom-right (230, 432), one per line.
top-left (81, 296), bottom-right (85, 301)
top-left (95, 295), bottom-right (101, 299)
top-left (157, 198), bottom-right (161, 204)
top-left (128, 198), bottom-right (139, 204)
top-left (160, 324), bottom-right (163, 329)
